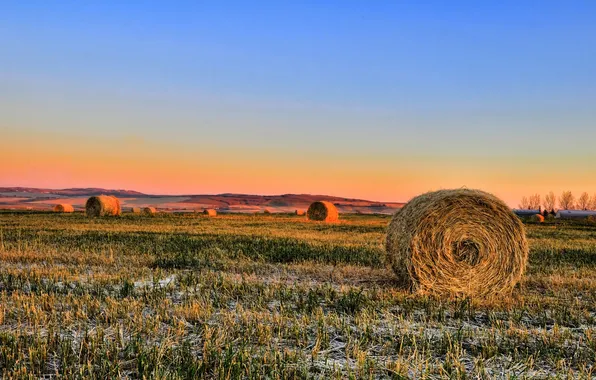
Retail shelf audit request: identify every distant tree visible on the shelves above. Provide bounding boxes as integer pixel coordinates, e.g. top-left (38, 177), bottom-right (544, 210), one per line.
top-left (559, 191), bottom-right (575, 210)
top-left (518, 196), bottom-right (530, 210)
top-left (544, 191), bottom-right (556, 212)
top-left (590, 194), bottom-right (596, 211)
top-left (528, 194), bottom-right (541, 210)
top-left (578, 192), bottom-right (590, 210)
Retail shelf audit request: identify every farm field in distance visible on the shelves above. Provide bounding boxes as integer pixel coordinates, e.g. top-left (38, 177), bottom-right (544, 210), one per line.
top-left (1, 212), bottom-right (596, 378)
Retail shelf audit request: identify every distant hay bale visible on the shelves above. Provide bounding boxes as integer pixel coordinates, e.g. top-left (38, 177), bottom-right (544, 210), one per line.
top-left (131, 207), bottom-right (141, 214)
top-left (307, 201), bottom-right (339, 222)
top-left (85, 195), bottom-right (121, 217)
top-left (53, 204), bottom-right (74, 213)
top-left (203, 209), bottom-right (217, 217)
top-left (386, 189), bottom-right (528, 297)
top-left (142, 207), bottom-right (157, 215)
top-left (295, 209), bottom-right (306, 216)
top-left (263, 208), bottom-right (272, 214)
top-left (530, 214), bottom-right (545, 223)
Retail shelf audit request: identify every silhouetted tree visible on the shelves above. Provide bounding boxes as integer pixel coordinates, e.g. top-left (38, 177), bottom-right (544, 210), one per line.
top-left (544, 191), bottom-right (556, 212)
top-left (518, 196), bottom-right (530, 209)
top-left (578, 192), bottom-right (590, 210)
top-left (559, 191), bottom-right (575, 210)
top-left (590, 194), bottom-right (596, 211)
top-left (528, 194), bottom-right (541, 210)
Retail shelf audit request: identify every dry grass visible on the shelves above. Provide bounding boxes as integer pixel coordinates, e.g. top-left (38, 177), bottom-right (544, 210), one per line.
top-left (386, 189), bottom-right (528, 297)
top-left (85, 195), bottom-right (122, 217)
top-left (1, 212), bottom-right (596, 377)
top-left (307, 201), bottom-right (339, 222)
top-left (53, 204), bottom-right (74, 213)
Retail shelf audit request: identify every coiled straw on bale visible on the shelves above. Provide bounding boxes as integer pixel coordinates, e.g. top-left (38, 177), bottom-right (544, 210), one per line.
top-left (85, 195), bottom-right (121, 217)
top-left (143, 207), bottom-right (157, 215)
top-left (53, 204), bottom-right (74, 213)
top-left (307, 201), bottom-right (339, 222)
top-left (203, 209), bottom-right (217, 217)
top-left (386, 189), bottom-right (528, 297)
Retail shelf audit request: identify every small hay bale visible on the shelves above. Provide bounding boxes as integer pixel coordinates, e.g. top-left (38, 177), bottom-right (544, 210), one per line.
top-left (131, 207), bottom-right (141, 214)
top-left (386, 189), bottom-right (528, 297)
top-left (530, 214), bottom-right (545, 223)
top-left (142, 207), bottom-right (157, 216)
top-left (263, 208), bottom-right (272, 214)
top-left (53, 204), bottom-right (74, 213)
top-left (295, 209), bottom-right (306, 216)
top-left (307, 201), bottom-right (339, 222)
top-left (85, 195), bottom-right (121, 217)
top-left (203, 209), bottom-right (217, 217)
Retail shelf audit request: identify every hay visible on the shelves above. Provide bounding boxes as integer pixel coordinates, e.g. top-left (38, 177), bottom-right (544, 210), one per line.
top-left (386, 189), bottom-right (528, 297)
top-left (85, 195), bottom-right (122, 217)
top-left (53, 204), bottom-right (74, 213)
top-left (530, 214), bottom-right (545, 223)
top-left (263, 208), bottom-right (272, 214)
top-left (131, 207), bottom-right (141, 214)
top-left (203, 209), bottom-right (217, 217)
top-left (295, 209), bottom-right (306, 216)
top-left (143, 207), bottom-right (157, 215)
top-left (307, 201), bottom-right (339, 222)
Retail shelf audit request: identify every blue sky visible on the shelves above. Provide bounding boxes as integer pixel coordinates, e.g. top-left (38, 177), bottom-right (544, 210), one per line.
top-left (1, 1), bottom-right (596, 203)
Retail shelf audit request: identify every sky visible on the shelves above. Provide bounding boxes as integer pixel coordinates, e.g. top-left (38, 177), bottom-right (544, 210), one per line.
top-left (1, 1), bottom-right (596, 205)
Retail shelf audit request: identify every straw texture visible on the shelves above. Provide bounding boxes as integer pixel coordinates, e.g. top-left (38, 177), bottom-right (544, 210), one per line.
top-left (307, 201), bottom-right (339, 222)
top-left (142, 207), bottom-right (157, 215)
top-left (203, 209), bottom-right (217, 217)
top-left (386, 189), bottom-right (528, 297)
top-left (85, 195), bottom-right (121, 217)
top-left (53, 204), bottom-right (74, 213)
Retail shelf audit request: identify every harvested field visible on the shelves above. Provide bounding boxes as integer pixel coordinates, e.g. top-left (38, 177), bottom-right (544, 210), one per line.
top-left (0, 212), bottom-right (595, 378)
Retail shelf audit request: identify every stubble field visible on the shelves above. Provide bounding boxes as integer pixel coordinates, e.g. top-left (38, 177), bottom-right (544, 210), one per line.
top-left (0, 211), bottom-right (595, 378)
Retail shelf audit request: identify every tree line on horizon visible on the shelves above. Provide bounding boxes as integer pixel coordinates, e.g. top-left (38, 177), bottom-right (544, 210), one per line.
top-left (518, 191), bottom-right (596, 211)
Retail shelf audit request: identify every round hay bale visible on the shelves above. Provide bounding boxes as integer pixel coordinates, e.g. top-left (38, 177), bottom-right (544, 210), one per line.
top-left (307, 201), bottom-right (339, 222)
top-left (85, 195), bottom-right (121, 217)
top-left (53, 204), bottom-right (74, 213)
top-left (203, 209), bottom-right (217, 217)
top-left (263, 208), bottom-right (272, 214)
top-left (142, 207), bottom-right (157, 216)
top-left (530, 214), bottom-right (545, 223)
top-left (131, 207), bottom-right (142, 214)
top-left (295, 209), bottom-right (306, 216)
top-left (386, 189), bottom-right (528, 297)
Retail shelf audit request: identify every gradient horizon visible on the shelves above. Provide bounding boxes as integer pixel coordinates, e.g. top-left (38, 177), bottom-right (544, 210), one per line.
top-left (2, 1), bottom-right (596, 206)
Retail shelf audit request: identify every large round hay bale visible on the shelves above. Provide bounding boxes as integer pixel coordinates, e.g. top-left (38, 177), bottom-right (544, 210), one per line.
top-left (85, 195), bottom-right (121, 217)
top-left (131, 207), bottom-right (141, 214)
top-left (530, 214), bottom-right (545, 223)
top-left (307, 201), bottom-right (339, 222)
top-left (203, 209), bottom-right (217, 217)
top-left (53, 204), bottom-right (74, 213)
top-left (142, 207), bottom-right (157, 215)
top-left (386, 189), bottom-right (528, 297)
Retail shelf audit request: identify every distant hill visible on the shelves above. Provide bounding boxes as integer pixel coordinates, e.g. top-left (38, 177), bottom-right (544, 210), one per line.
top-left (0, 187), bottom-right (146, 197)
top-left (0, 187), bottom-right (403, 214)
